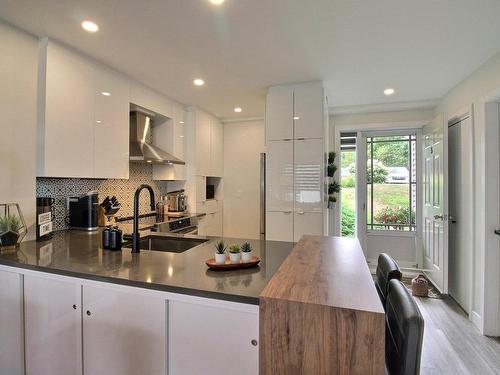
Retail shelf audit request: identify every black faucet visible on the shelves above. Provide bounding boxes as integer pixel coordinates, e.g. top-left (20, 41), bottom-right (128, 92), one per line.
top-left (125, 184), bottom-right (156, 253)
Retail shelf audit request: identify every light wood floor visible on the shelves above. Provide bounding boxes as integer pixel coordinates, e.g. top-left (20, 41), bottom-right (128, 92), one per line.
top-left (415, 296), bottom-right (500, 374)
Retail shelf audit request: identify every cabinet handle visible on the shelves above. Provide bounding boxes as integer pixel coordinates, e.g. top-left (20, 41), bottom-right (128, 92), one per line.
top-left (282, 138), bottom-right (292, 141)
top-left (86, 310), bottom-right (91, 316)
top-left (296, 211), bottom-right (305, 215)
top-left (283, 211), bottom-right (292, 214)
top-left (72, 304), bottom-right (77, 310)
top-left (251, 339), bottom-right (258, 346)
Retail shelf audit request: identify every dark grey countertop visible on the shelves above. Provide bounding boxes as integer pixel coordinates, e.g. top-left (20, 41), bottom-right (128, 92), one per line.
top-left (0, 230), bottom-right (295, 305)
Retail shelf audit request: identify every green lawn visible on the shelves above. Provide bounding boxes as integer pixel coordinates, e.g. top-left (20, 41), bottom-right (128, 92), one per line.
top-left (341, 183), bottom-right (410, 236)
top-left (341, 183), bottom-right (409, 212)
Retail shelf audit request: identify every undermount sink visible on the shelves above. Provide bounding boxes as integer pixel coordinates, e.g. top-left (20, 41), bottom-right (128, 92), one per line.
top-left (123, 235), bottom-right (208, 253)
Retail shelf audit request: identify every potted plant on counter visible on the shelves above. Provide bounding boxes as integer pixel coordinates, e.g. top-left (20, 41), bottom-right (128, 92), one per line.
top-left (228, 244), bottom-right (241, 264)
top-left (0, 204), bottom-right (27, 249)
top-left (240, 242), bottom-right (253, 262)
top-left (214, 240), bottom-right (227, 264)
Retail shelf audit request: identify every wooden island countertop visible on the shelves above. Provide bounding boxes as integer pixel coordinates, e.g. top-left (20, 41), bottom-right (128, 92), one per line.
top-left (259, 235), bottom-right (385, 375)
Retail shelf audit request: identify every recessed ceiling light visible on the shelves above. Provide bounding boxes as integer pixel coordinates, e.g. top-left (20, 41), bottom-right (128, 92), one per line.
top-left (234, 107), bottom-right (242, 113)
top-left (96, 120), bottom-right (102, 124)
top-left (384, 88), bottom-right (395, 96)
top-left (81, 20), bottom-right (99, 33)
top-left (101, 91), bottom-right (111, 96)
top-left (209, 0), bottom-right (225, 5)
top-left (193, 79), bottom-right (205, 86)
top-left (293, 116), bottom-right (300, 120)
top-left (179, 121), bottom-right (185, 124)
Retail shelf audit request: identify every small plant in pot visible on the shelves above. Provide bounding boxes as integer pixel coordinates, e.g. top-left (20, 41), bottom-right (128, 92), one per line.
top-left (240, 242), bottom-right (253, 262)
top-left (0, 213), bottom-right (21, 247)
top-left (214, 240), bottom-right (227, 264)
top-left (228, 244), bottom-right (241, 264)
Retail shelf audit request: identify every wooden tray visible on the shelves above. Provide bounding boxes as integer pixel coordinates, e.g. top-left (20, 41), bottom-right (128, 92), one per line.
top-left (206, 256), bottom-right (261, 271)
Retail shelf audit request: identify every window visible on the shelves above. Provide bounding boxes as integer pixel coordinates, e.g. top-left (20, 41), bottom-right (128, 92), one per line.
top-left (366, 134), bottom-right (417, 231)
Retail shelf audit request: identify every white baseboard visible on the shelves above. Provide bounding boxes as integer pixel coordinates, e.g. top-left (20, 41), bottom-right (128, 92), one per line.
top-left (470, 310), bottom-right (483, 333)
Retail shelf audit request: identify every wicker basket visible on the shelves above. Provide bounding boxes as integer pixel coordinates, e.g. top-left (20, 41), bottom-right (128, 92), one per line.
top-left (411, 274), bottom-right (429, 297)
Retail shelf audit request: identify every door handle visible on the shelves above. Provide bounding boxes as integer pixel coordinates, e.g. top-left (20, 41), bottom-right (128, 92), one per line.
top-left (495, 229), bottom-right (500, 236)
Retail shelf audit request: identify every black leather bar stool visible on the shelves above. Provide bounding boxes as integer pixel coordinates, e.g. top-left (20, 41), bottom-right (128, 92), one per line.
top-left (375, 253), bottom-right (402, 307)
top-left (385, 279), bottom-right (424, 375)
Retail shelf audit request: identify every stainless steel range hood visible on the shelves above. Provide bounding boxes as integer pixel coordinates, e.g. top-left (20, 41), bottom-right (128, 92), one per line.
top-left (129, 111), bottom-right (185, 165)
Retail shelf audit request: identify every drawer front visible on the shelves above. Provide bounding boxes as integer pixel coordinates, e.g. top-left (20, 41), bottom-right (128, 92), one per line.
top-left (197, 199), bottom-right (221, 214)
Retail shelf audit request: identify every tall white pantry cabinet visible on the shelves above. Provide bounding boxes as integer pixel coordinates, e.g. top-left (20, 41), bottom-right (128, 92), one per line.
top-left (265, 81), bottom-right (328, 242)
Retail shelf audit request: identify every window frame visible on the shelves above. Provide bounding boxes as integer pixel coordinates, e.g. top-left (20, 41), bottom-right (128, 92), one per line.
top-left (363, 130), bottom-right (419, 235)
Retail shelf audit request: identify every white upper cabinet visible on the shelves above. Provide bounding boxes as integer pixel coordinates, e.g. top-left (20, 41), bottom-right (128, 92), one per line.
top-left (294, 138), bottom-right (324, 213)
top-left (265, 82), bottom-right (324, 142)
top-left (210, 117), bottom-right (224, 177)
top-left (293, 82), bottom-right (325, 139)
top-left (38, 40), bottom-right (129, 179)
top-left (196, 110), bottom-right (212, 176)
top-left (266, 85), bottom-right (293, 141)
top-left (93, 66), bottom-right (130, 179)
top-left (266, 140), bottom-right (294, 212)
top-left (153, 104), bottom-right (187, 181)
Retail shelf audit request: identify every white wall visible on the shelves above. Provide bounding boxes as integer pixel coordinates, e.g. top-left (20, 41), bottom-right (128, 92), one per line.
top-left (0, 21), bottom-right (38, 239)
top-left (435, 49), bottom-right (500, 335)
top-left (223, 120), bottom-right (265, 239)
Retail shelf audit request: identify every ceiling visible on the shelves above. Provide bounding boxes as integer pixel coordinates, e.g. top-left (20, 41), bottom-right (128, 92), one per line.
top-left (2, 0), bottom-right (500, 119)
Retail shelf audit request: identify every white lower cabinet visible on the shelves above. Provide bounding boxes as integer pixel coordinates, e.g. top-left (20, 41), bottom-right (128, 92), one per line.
top-left (293, 212), bottom-right (323, 242)
top-left (169, 300), bottom-right (259, 375)
top-left (83, 284), bottom-right (166, 375)
top-left (266, 211), bottom-right (293, 241)
top-left (24, 274), bottom-right (165, 375)
top-left (0, 270), bottom-right (24, 375)
top-left (24, 275), bottom-right (82, 375)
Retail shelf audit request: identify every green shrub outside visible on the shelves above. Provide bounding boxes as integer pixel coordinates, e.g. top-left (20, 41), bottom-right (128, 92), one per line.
top-left (341, 205), bottom-right (355, 237)
top-left (341, 175), bottom-right (355, 188)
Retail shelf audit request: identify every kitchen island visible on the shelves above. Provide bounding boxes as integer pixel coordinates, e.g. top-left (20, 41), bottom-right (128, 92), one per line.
top-left (0, 231), bottom-right (384, 375)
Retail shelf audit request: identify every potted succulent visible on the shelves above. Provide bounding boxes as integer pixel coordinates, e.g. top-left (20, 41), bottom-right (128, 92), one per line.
top-left (228, 244), bottom-right (241, 264)
top-left (0, 213), bottom-right (22, 247)
top-left (240, 242), bottom-right (253, 262)
top-left (214, 240), bottom-right (227, 264)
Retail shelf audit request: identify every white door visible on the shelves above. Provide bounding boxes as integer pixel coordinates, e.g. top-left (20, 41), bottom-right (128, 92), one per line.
top-left (422, 113), bottom-right (448, 293)
top-left (294, 138), bottom-right (324, 214)
top-left (294, 212), bottom-right (323, 242)
top-left (24, 275), bottom-right (82, 375)
top-left (266, 85), bottom-right (293, 141)
top-left (448, 117), bottom-right (472, 312)
top-left (83, 284), bottom-right (166, 375)
top-left (0, 270), bottom-right (24, 375)
top-left (293, 82), bottom-right (324, 139)
top-left (169, 300), bottom-right (259, 375)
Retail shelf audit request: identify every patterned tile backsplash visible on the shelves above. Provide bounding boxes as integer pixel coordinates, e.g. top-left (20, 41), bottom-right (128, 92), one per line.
top-left (36, 163), bottom-right (184, 231)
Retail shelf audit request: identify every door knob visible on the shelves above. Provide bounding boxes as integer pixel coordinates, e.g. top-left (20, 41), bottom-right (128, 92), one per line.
top-left (86, 310), bottom-right (91, 316)
top-left (495, 229), bottom-right (500, 236)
